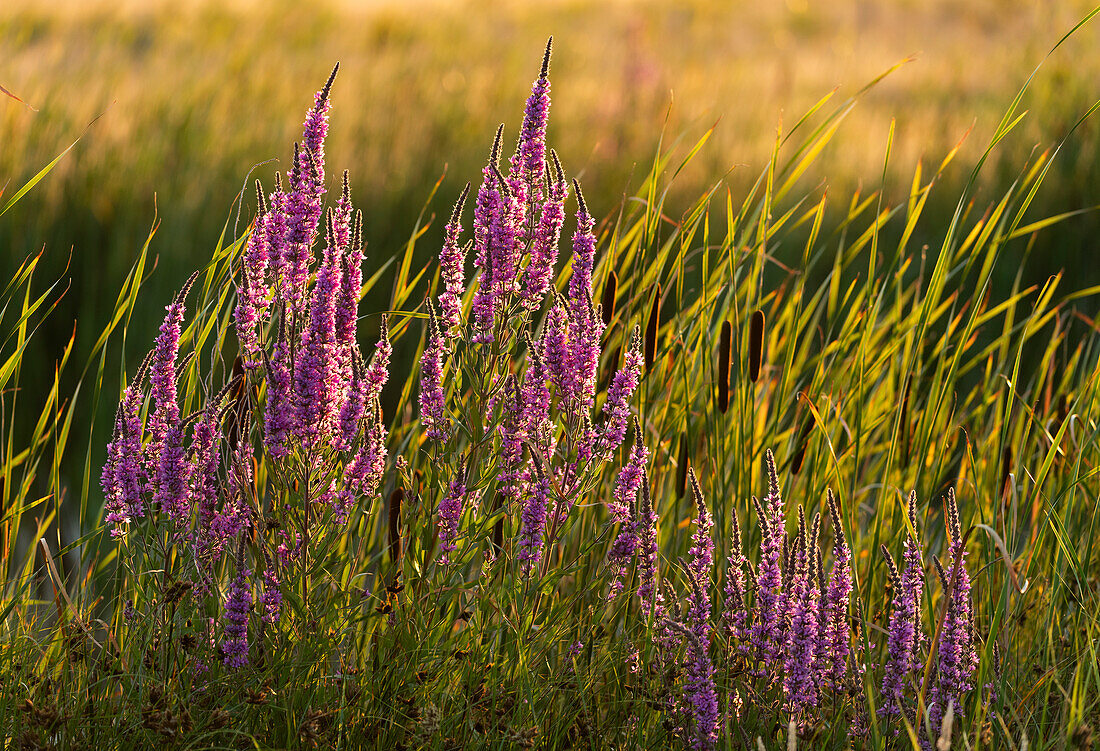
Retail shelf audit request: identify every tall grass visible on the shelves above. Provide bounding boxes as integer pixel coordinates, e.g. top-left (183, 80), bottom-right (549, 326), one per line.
top-left (3, 20), bottom-right (1100, 751)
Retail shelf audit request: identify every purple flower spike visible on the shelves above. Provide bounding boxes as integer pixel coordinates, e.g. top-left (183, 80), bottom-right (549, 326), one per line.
top-left (635, 463), bottom-right (660, 621)
top-left (102, 355), bottom-right (151, 536)
top-left (606, 426), bottom-right (645, 598)
top-left (261, 563), bottom-right (282, 626)
top-left (686, 470), bottom-right (714, 638)
top-left (723, 512), bottom-right (750, 648)
top-left (333, 171), bottom-right (353, 255)
top-left (338, 354), bottom-right (366, 451)
top-left (437, 467), bottom-right (467, 564)
top-left (750, 450), bottom-right (785, 675)
top-left (680, 469), bottom-right (719, 750)
top-left (147, 273), bottom-right (197, 474)
top-left (336, 210), bottom-right (365, 350)
top-left (439, 185), bottom-right (471, 332)
top-left (471, 127), bottom-right (506, 344)
top-left (264, 174), bottom-right (289, 281)
top-left (234, 181), bottom-right (270, 368)
top-left (520, 334), bottom-right (552, 455)
top-left (521, 152), bottom-right (567, 309)
top-left (364, 316), bottom-right (392, 406)
top-left (783, 507), bottom-right (821, 718)
top-left (518, 451), bottom-right (552, 573)
top-left (609, 419), bottom-right (648, 526)
top-left (820, 490), bottom-right (853, 690)
top-left (294, 212), bottom-right (341, 447)
top-left (335, 400), bottom-right (387, 521)
top-left (598, 325), bottom-right (643, 456)
top-left (263, 329), bottom-right (294, 459)
top-left (419, 303), bottom-right (450, 441)
top-left (879, 491), bottom-right (925, 722)
top-left (508, 37), bottom-right (553, 212)
top-left (928, 488), bottom-right (977, 736)
top-left (498, 375), bottom-right (526, 505)
top-left (188, 406), bottom-right (221, 591)
top-left (565, 183), bottom-right (603, 410)
top-left (222, 565), bottom-right (252, 668)
top-left (299, 63), bottom-right (338, 196)
top-left (282, 144), bottom-right (322, 317)
top-left (153, 422), bottom-right (191, 523)
top-left (541, 299), bottom-right (569, 393)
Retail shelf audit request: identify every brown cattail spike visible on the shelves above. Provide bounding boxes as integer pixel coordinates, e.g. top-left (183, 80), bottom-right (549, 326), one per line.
top-left (601, 270), bottom-right (618, 327)
top-left (717, 320), bottom-right (732, 413)
top-left (644, 283), bottom-right (661, 371)
top-left (1000, 445), bottom-right (1013, 498)
top-left (749, 309), bottom-right (765, 382)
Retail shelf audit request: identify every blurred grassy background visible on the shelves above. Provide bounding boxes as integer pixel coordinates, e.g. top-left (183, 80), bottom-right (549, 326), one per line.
top-left (3, 0), bottom-right (1100, 487)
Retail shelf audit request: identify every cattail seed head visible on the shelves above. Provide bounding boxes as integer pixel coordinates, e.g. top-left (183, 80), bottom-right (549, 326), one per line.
top-left (748, 309), bottom-right (765, 383)
top-left (601, 270), bottom-right (618, 327)
top-left (717, 320), bottom-right (732, 413)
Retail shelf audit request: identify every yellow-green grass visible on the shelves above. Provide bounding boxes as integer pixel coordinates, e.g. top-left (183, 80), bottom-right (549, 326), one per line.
top-left (2, 4), bottom-right (1100, 747)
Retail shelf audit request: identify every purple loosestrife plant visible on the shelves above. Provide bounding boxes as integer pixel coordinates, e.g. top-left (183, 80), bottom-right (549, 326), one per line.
top-left (234, 181), bottom-right (271, 368)
top-left (222, 564), bottom-right (252, 668)
top-left (437, 467), bottom-right (468, 564)
top-left (104, 66), bottom-right (393, 674)
top-left (597, 325), bottom-right (643, 456)
top-left (635, 465), bottom-right (661, 623)
top-left (294, 212), bottom-right (343, 447)
top-left (102, 353), bottom-right (152, 536)
top-left (517, 451), bottom-right (552, 574)
top-left (419, 303), bottom-right (450, 441)
top-left (820, 490), bottom-right (853, 690)
top-left (879, 491), bottom-right (926, 724)
top-left (507, 38), bottom-right (553, 213)
top-left (782, 507), bottom-right (821, 718)
top-left (722, 511), bottom-right (750, 650)
top-left (606, 421), bottom-right (648, 597)
top-left (927, 489), bottom-right (977, 738)
top-left (521, 153), bottom-right (567, 309)
top-left (470, 127), bottom-right (507, 344)
top-left (678, 469), bottom-right (719, 751)
top-left (282, 65), bottom-right (337, 317)
top-left (412, 41), bottom-right (651, 583)
top-left (564, 184), bottom-right (603, 414)
top-left (750, 450), bottom-right (785, 676)
top-left (438, 185), bottom-right (471, 332)
top-left (145, 273), bottom-right (198, 489)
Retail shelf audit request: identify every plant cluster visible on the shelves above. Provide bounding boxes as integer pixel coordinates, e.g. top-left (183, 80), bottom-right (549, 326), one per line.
top-left (88, 40), bottom-right (995, 749)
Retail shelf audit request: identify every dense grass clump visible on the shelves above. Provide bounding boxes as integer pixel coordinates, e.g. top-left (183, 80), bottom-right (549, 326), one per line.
top-left (3, 31), bottom-right (1100, 751)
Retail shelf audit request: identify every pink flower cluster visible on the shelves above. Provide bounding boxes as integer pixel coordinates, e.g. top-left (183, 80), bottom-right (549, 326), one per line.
top-left (417, 38), bottom-right (644, 571)
top-left (103, 65), bottom-right (391, 670)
